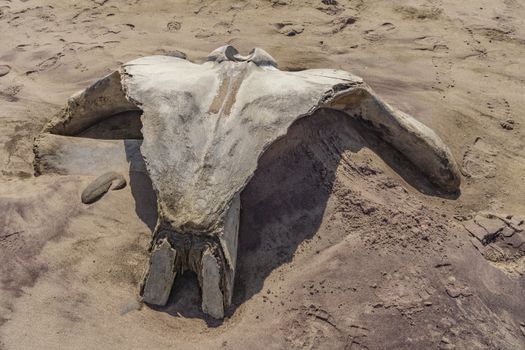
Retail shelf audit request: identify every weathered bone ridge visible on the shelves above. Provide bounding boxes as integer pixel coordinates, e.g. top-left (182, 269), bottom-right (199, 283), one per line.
top-left (33, 45), bottom-right (460, 319)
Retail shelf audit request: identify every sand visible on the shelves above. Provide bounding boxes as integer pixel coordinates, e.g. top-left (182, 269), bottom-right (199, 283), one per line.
top-left (1, 0), bottom-right (525, 349)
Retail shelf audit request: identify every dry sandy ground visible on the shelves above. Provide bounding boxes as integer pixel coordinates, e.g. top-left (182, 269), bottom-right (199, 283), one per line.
top-left (1, 0), bottom-right (525, 349)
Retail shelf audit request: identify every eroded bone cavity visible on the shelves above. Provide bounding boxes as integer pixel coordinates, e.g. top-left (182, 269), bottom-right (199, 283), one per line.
top-left (33, 133), bottom-right (145, 176)
top-left (34, 45), bottom-right (461, 319)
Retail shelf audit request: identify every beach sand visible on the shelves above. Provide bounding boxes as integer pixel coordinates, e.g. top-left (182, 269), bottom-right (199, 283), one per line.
top-left (1, 1), bottom-right (524, 349)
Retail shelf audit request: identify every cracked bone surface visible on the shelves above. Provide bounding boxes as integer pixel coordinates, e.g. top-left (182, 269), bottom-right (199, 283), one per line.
top-left (34, 45), bottom-right (461, 319)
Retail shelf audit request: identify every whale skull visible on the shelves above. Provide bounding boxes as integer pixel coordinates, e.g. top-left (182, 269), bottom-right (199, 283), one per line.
top-left (33, 45), bottom-right (460, 318)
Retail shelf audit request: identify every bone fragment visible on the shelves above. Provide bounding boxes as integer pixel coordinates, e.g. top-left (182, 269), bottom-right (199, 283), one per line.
top-left (142, 239), bottom-right (178, 305)
top-left (218, 194), bottom-right (240, 306)
top-left (200, 248), bottom-right (225, 319)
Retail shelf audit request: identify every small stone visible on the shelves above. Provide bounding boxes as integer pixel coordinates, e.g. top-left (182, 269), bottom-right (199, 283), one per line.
top-left (286, 25), bottom-right (304, 36)
top-left (501, 226), bottom-right (515, 237)
top-left (445, 287), bottom-right (461, 298)
top-left (81, 172), bottom-right (126, 204)
top-left (424, 301), bottom-right (433, 306)
top-left (503, 231), bottom-right (525, 249)
top-left (511, 216), bottom-right (524, 227)
top-left (361, 204), bottom-right (377, 215)
top-left (441, 336), bottom-right (451, 344)
top-left (0, 65), bottom-right (10, 77)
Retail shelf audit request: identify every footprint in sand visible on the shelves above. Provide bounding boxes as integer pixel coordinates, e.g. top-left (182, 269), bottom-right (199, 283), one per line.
top-left (327, 16), bottom-right (357, 34)
top-left (283, 305), bottom-right (350, 349)
top-left (461, 137), bottom-right (497, 179)
top-left (0, 65), bottom-right (11, 77)
top-left (8, 6), bottom-right (56, 27)
top-left (274, 22), bottom-right (304, 36)
top-left (464, 212), bottom-right (525, 273)
top-left (363, 22), bottom-right (396, 42)
top-left (484, 97), bottom-right (514, 129)
top-left (413, 36), bottom-right (449, 52)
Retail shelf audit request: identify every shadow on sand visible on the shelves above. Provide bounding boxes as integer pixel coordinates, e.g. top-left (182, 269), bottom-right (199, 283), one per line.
top-left (125, 108), bottom-right (458, 325)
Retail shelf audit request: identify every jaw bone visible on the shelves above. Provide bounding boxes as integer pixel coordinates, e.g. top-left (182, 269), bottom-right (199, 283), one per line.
top-left (34, 45), bottom-right (460, 319)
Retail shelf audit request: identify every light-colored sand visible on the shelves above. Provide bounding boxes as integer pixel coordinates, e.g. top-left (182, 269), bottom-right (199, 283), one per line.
top-left (1, 1), bottom-right (524, 349)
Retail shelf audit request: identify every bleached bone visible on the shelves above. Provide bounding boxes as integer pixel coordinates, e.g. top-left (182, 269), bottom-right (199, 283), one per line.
top-left (34, 45), bottom-right (461, 319)
top-left (43, 71), bottom-right (140, 136)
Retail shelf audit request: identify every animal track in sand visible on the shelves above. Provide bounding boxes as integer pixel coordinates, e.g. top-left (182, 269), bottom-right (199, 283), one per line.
top-left (469, 25), bottom-right (525, 46)
top-left (166, 20), bottom-right (182, 32)
top-left (394, 5), bottom-right (443, 20)
top-left (431, 56), bottom-right (455, 93)
top-left (8, 6), bottom-right (56, 27)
